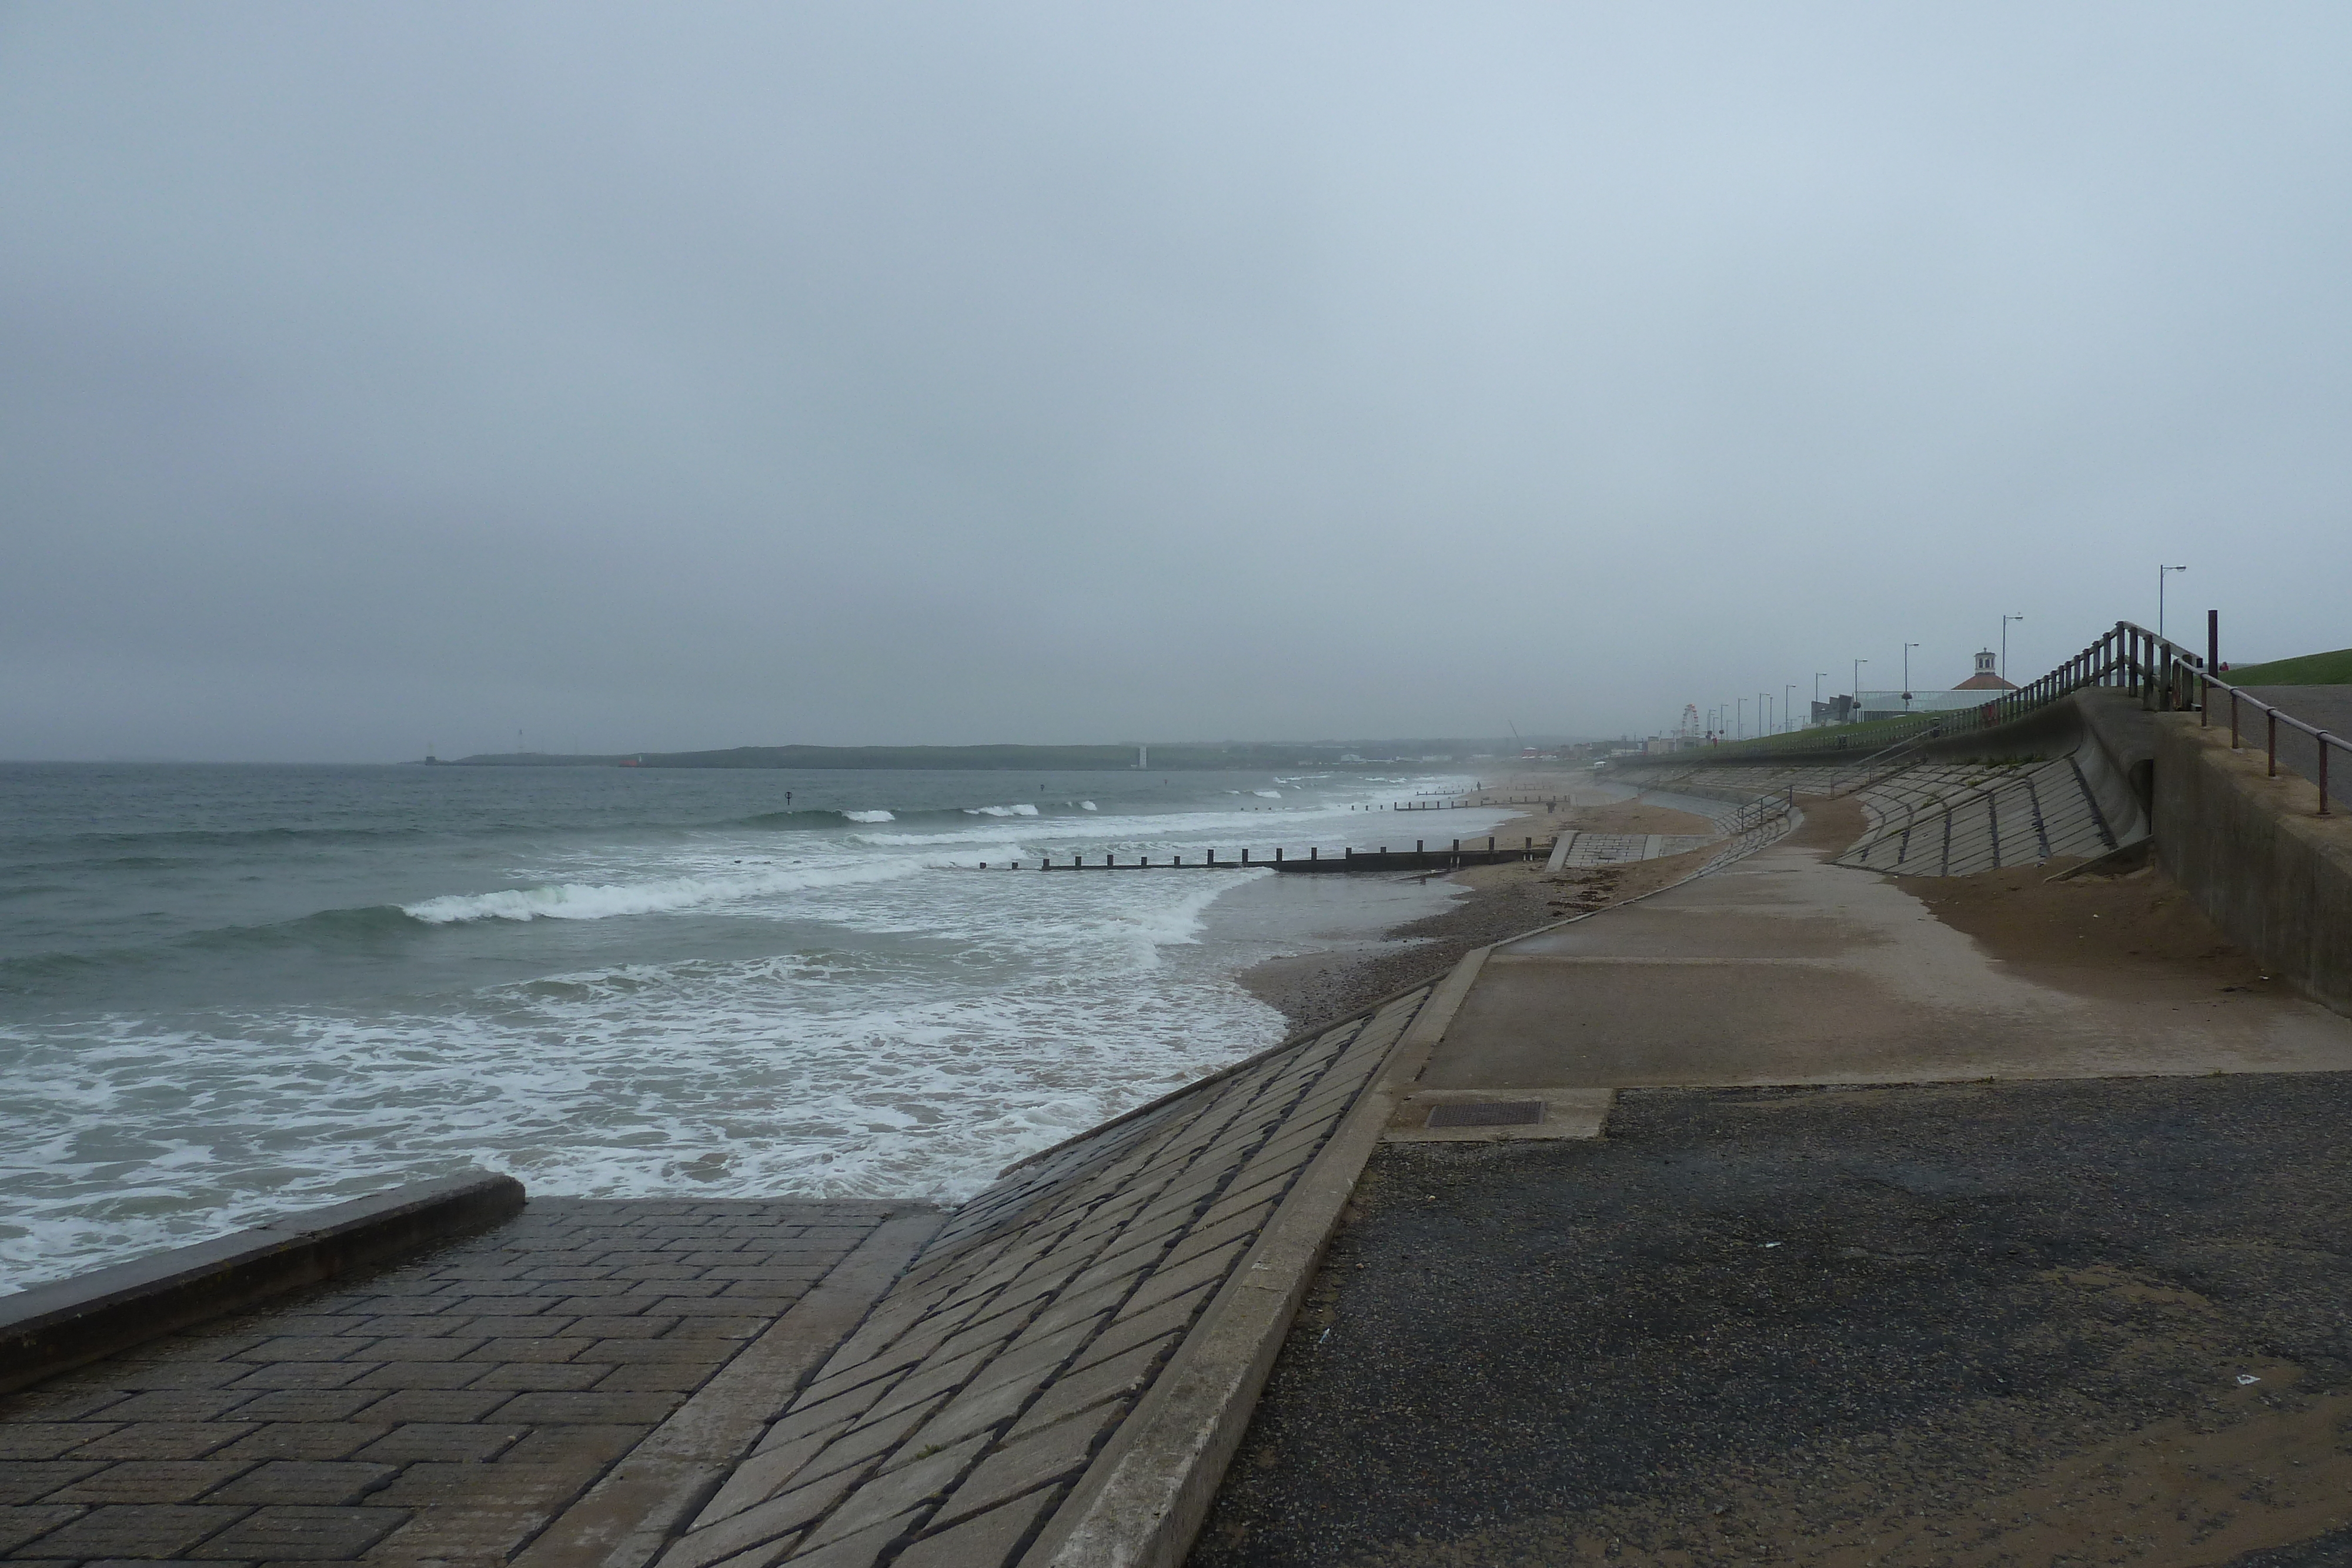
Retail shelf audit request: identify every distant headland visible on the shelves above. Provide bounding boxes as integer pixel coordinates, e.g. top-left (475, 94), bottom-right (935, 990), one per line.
top-left (419, 739), bottom-right (1572, 771)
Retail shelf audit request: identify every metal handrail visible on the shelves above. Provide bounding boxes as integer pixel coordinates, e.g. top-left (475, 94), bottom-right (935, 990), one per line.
top-left (2113, 619), bottom-right (2338, 818)
top-left (1702, 618), bottom-right (2338, 818)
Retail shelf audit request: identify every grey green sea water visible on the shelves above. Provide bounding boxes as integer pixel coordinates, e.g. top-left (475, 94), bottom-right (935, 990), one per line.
top-left (0, 762), bottom-right (1508, 1290)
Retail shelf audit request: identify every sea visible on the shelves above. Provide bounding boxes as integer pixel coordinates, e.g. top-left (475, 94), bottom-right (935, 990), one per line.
top-left (0, 762), bottom-right (1515, 1292)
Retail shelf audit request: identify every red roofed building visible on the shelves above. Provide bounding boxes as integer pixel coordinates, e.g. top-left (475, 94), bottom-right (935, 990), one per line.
top-left (1954, 649), bottom-right (2018, 691)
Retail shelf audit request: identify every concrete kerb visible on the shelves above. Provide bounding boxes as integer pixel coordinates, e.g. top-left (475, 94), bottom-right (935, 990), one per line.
top-left (510, 1207), bottom-right (946, 1568)
top-left (1018, 946), bottom-right (1493, 1568)
top-left (0, 1168), bottom-right (526, 1394)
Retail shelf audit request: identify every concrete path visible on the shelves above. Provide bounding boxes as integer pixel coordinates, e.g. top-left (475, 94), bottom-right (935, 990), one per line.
top-left (0, 1200), bottom-right (930, 1566)
top-left (1200, 786), bottom-right (2352, 1566)
top-left (1436, 800), bottom-right (2352, 1095)
top-left (2242, 685), bottom-right (2352, 790)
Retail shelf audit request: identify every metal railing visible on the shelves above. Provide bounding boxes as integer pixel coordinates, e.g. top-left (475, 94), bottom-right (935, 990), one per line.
top-left (1706, 620), bottom-right (2338, 817)
top-left (2126, 620), bottom-right (2340, 819)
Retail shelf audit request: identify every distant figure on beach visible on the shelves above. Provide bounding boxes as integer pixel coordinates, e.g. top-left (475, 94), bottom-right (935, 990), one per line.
top-left (786, 791), bottom-right (793, 805)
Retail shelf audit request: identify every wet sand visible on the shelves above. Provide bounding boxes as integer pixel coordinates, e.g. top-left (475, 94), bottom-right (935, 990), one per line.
top-left (1236, 769), bottom-right (1724, 1032)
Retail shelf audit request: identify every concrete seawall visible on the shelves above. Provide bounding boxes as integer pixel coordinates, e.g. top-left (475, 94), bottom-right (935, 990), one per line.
top-left (2156, 714), bottom-right (2352, 1018)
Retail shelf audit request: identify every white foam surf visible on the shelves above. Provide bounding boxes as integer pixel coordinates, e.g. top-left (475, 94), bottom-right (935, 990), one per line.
top-left (400, 858), bottom-right (921, 924)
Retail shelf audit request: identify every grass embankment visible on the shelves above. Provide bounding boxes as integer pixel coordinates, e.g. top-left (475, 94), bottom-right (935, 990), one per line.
top-left (2227, 647), bottom-right (2352, 686)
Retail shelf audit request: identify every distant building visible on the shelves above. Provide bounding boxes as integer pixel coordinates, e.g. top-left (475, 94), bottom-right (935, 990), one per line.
top-left (1953, 649), bottom-right (2019, 692)
top-left (1811, 694), bottom-right (1859, 727)
top-left (1857, 651), bottom-right (2019, 721)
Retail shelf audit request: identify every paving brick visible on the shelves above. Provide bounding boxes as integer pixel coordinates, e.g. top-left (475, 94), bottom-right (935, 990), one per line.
top-left (929, 1401), bottom-right (1114, 1532)
top-left (367, 1459), bottom-right (600, 1507)
top-left (790, 1394), bottom-right (946, 1494)
top-left (25, 1503), bottom-right (246, 1557)
top-left (188, 1503), bottom-right (406, 1559)
top-left (890, 1482), bottom-right (1058, 1568)
top-left (663, 1316), bottom-right (769, 1342)
top-left (754, 1380), bottom-right (898, 1457)
top-left (49, 1460), bottom-right (253, 1503)
top-left (353, 1423), bottom-right (526, 1462)
top-left (350, 1388), bottom-right (510, 1423)
top-left (496, 1424), bottom-right (647, 1465)
top-left (656, 1461), bottom-right (862, 1568)
top-left (449, 1312), bottom-right (579, 1338)
top-left (222, 1362), bottom-right (382, 1392)
top-left (1007, 1334), bottom-right (1172, 1443)
top-left (490, 1390), bottom-right (681, 1425)
top-left (345, 1361), bottom-right (487, 1390)
top-left (0, 1423), bottom-right (119, 1460)
top-left (563, 1313), bottom-right (684, 1339)
top-left (234, 1338), bottom-right (373, 1364)
top-left (1089, 1279), bottom-right (1211, 1366)
top-left (590, 1365), bottom-right (713, 1393)
top-left (570, 1337), bottom-right (732, 1365)
top-left (0, 1387), bottom-right (130, 1420)
top-left (358, 1334), bottom-right (492, 1363)
top-left (0, 1460), bottom-right (110, 1503)
top-left (335, 1313), bottom-right (457, 1337)
top-left (798, 1431), bottom-right (985, 1552)
top-left (469, 1358), bottom-right (614, 1392)
top-left (211, 1425), bottom-right (395, 1462)
top-left (691, 1430), bottom-right (830, 1527)
top-left (1015, 1276), bottom-right (1134, 1343)
top-left (108, 1362), bottom-right (253, 1392)
top-left (459, 1335), bottom-right (593, 1364)
top-left (56, 1401), bottom-right (240, 1439)
top-left (66, 1422), bottom-right (257, 1460)
top-left (0, 1503), bottom-right (83, 1552)
top-left (205, 1462), bottom-right (398, 1506)
top-left (218, 1390), bottom-right (383, 1423)
top-left (772, 1512), bottom-right (909, 1567)
top-left (856, 1345), bottom-right (1001, 1430)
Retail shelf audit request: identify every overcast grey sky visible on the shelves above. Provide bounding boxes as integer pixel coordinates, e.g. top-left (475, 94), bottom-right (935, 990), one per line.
top-left (4, 3), bottom-right (2347, 760)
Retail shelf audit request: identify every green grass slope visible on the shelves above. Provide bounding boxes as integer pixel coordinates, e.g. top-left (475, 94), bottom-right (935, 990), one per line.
top-left (2226, 647), bottom-right (2352, 685)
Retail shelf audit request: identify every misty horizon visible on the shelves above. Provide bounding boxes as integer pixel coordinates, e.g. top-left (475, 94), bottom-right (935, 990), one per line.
top-left (6, 4), bottom-right (2348, 763)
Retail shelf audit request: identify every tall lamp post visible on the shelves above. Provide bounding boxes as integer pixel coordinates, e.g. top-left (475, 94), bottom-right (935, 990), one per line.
top-left (1902, 643), bottom-right (1920, 710)
top-left (1784, 684), bottom-right (1796, 735)
top-left (1737, 698), bottom-right (1746, 739)
top-left (1814, 673), bottom-right (1828, 728)
top-left (2159, 564), bottom-right (2188, 643)
top-left (1853, 658), bottom-right (1867, 721)
top-left (2000, 613), bottom-right (2025, 680)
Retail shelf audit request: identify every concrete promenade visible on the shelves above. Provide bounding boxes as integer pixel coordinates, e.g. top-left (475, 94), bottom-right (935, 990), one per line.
top-left (9, 738), bottom-right (2352, 1566)
top-left (1199, 789), bottom-right (2352, 1566)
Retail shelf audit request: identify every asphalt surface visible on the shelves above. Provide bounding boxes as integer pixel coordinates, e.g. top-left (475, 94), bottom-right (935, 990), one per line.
top-left (1194, 1075), bottom-right (2352, 1567)
top-left (2240, 685), bottom-right (2352, 791)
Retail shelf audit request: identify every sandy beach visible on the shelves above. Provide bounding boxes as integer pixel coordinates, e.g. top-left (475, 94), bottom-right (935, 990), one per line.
top-left (1237, 767), bottom-right (1724, 1031)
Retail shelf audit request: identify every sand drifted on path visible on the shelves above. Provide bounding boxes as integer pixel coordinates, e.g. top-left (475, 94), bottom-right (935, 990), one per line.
top-left (1900, 862), bottom-right (2281, 1002)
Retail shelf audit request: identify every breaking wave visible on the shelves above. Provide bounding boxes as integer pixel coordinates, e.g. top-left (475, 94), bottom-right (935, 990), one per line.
top-left (400, 860), bottom-right (921, 924)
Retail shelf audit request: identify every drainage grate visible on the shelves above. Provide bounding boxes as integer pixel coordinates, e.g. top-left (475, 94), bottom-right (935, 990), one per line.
top-left (1425, 1099), bottom-right (1544, 1128)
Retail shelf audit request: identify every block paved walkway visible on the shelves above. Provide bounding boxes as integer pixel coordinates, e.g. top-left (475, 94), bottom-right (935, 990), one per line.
top-left (0, 1199), bottom-right (932, 1566)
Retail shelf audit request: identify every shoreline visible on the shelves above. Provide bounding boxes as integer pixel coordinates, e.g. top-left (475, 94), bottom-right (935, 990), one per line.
top-left (1235, 771), bottom-right (1723, 1032)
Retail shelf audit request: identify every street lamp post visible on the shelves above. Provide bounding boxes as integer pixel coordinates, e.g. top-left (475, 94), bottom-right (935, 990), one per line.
top-left (2000, 613), bottom-right (2026, 680)
top-left (2159, 564), bottom-right (2188, 643)
top-left (1902, 644), bottom-right (1920, 709)
top-left (1853, 659), bottom-right (1867, 720)
top-left (1814, 673), bottom-right (1828, 728)
top-left (1737, 698), bottom-right (1746, 739)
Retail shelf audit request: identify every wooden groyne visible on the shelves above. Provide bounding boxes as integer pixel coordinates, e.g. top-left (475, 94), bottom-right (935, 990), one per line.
top-left (960, 836), bottom-right (1552, 872)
